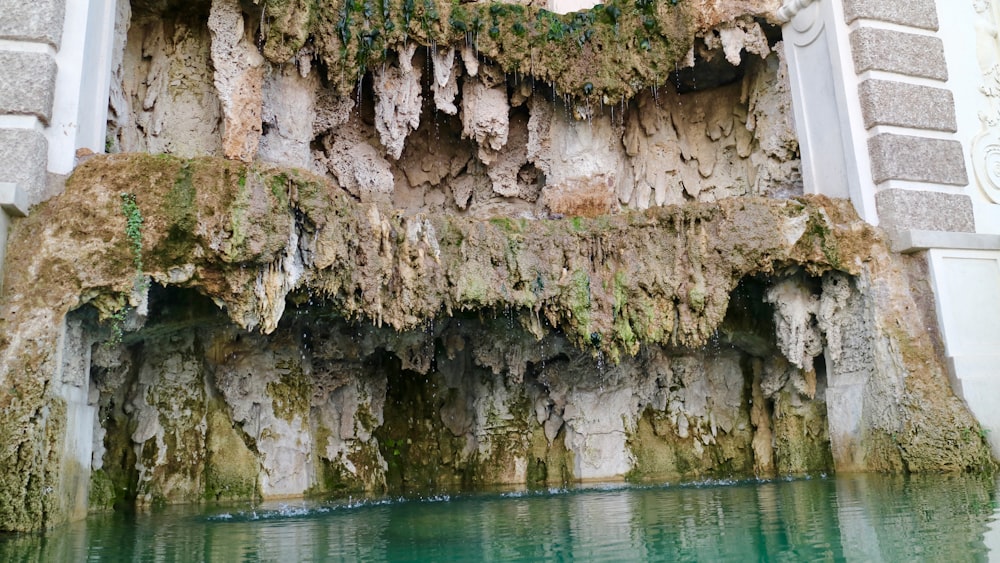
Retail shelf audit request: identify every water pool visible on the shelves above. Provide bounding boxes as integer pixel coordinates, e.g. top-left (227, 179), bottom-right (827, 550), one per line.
top-left (2, 473), bottom-right (997, 561)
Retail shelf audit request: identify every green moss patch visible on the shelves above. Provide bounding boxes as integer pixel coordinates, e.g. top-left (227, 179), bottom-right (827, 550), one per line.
top-left (262, 0), bottom-right (695, 101)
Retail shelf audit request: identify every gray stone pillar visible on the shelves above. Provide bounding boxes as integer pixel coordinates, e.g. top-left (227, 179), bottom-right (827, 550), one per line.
top-left (0, 0), bottom-right (62, 218)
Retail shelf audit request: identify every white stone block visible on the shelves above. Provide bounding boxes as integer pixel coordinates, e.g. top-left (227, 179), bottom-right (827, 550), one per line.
top-left (0, 181), bottom-right (28, 217)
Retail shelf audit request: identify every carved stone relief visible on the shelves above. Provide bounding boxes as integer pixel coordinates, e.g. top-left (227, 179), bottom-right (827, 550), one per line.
top-left (972, 0), bottom-right (1000, 203)
top-left (777, 0), bottom-right (824, 48)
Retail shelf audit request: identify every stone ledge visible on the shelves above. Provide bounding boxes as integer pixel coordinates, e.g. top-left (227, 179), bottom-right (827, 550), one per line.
top-left (0, 0), bottom-right (66, 48)
top-left (891, 230), bottom-right (1000, 253)
top-left (859, 80), bottom-right (956, 132)
top-left (0, 182), bottom-right (27, 217)
top-left (0, 50), bottom-right (57, 123)
top-left (868, 134), bottom-right (968, 186)
top-left (850, 28), bottom-right (947, 81)
top-left (843, 0), bottom-right (938, 30)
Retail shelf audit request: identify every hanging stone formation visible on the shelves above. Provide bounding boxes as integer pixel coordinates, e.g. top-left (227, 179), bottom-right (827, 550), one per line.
top-left (0, 0), bottom-right (993, 532)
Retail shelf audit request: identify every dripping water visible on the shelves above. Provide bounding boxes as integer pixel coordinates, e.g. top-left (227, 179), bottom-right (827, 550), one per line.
top-left (674, 60), bottom-right (682, 107)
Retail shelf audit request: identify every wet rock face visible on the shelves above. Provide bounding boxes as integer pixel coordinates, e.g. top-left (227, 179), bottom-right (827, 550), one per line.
top-left (0, 153), bottom-right (992, 532)
top-left (82, 278), bottom-right (832, 505)
top-left (108, 1), bottom-right (800, 217)
top-left (0, 0), bottom-right (993, 534)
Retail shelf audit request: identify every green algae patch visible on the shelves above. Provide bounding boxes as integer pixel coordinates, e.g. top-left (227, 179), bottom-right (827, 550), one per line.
top-left (269, 360), bottom-right (312, 423)
top-left (204, 404), bottom-right (261, 502)
top-left (261, 0), bottom-right (696, 101)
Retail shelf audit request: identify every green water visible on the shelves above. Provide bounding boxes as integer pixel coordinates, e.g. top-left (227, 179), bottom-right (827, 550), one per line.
top-left (2, 474), bottom-right (998, 561)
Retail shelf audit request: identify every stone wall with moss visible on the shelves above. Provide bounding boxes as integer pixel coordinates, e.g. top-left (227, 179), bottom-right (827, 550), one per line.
top-left (0, 154), bottom-right (992, 531)
top-left (112, 0), bottom-right (796, 216)
top-left (0, 0), bottom-right (991, 536)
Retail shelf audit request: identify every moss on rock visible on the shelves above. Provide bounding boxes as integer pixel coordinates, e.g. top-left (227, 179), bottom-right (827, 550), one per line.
top-left (261, 0), bottom-right (698, 101)
top-left (0, 153), bottom-right (992, 531)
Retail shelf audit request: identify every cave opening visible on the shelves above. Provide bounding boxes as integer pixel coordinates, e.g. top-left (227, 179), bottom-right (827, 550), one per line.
top-left (68, 269), bottom-right (841, 512)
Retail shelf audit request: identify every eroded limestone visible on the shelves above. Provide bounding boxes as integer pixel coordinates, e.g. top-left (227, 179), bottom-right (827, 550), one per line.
top-left (0, 154), bottom-right (991, 531)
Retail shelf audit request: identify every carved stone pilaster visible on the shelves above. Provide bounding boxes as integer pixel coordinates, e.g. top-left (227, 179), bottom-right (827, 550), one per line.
top-left (972, 0), bottom-right (1000, 203)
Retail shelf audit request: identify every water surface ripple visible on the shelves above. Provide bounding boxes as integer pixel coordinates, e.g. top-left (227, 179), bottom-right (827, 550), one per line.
top-left (2, 474), bottom-right (998, 561)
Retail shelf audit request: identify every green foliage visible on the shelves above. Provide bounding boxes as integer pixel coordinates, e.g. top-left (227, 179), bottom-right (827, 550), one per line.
top-left (107, 306), bottom-right (128, 347)
top-left (106, 193), bottom-right (146, 346)
top-left (121, 192), bottom-right (144, 279)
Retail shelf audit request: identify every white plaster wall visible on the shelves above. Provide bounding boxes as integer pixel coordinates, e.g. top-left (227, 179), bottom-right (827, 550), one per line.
top-left (781, 0), bottom-right (878, 224)
top-left (77, 0), bottom-right (117, 153)
top-left (47, 0), bottom-right (90, 174)
top-left (928, 248), bottom-right (1000, 456)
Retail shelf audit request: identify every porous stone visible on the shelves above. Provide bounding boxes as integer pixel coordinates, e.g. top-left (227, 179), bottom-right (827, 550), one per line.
top-left (486, 112), bottom-right (538, 201)
top-left (765, 279), bottom-right (822, 372)
top-left (850, 28), bottom-right (947, 81)
top-left (0, 129), bottom-right (47, 206)
top-left (0, 154), bottom-right (992, 532)
top-left (868, 134), bottom-right (968, 186)
top-left (701, 17), bottom-right (770, 67)
top-left (374, 44), bottom-right (422, 160)
top-left (0, 51), bottom-right (56, 122)
top-left (208, 0), bottom-right (265, 162)
top-left (258, 65), bottom-right (319, 170)
top-left (461, 77), bottom-right (510, 165)
top-left (875, 189), bottom-right (975, 234)
top-left (857, 80), bottom-right (956, 132)
top-left (843, 0), bottom-right (939, 31)
top-left (542, 174), bottom-right (618, 217)
top-left (431, 47), bottom-right (460, 116)
top-left (113, 14), bottom-right (224, 157)
top-left (322, 137), bottom-right (395, 202)
top-left (0, 0), bottom-right (65, 47)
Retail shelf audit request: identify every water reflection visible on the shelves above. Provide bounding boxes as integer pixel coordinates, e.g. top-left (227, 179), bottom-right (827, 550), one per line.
top-left (1, 474), bottom-right (997, 561)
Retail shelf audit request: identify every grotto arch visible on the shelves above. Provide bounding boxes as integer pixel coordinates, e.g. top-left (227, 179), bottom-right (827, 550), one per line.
top-left (71, 271), bottom-right (851, 509)
top-left (0, 152), bottom-right (991, 532)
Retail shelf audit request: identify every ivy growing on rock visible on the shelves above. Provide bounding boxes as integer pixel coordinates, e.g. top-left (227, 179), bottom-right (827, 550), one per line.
top-left (106, 192), bottom-right (148, 345)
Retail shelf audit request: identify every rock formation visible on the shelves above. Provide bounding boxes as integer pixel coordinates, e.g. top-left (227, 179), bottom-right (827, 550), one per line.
top-left (0, 0), bottom-right (993, 533)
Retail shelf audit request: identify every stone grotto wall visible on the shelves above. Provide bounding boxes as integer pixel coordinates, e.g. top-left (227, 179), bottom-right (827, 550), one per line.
top-left (109, 0), bottom-right (799, 217)
top-left (0, 0), bottom-right (994, 533)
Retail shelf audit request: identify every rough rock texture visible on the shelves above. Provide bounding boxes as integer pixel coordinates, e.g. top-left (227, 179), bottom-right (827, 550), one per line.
top-left (113, 6), bottom-right (223, 157)
top-left (374, 44), bottom-right (422, 160)
top-left (258, 64), bottom-right (320, 170)
top-left (74, 291), bottom-right (834, 507)
top-left (106, 1), bottom-right (800, 217)
top-left (208, 0), bottom-right (265, 161)
top-left (431, 47), bottom-right (460, 116)
top-left (0, 154), bottom-right (992, 531)
top-left (259, 0), bottom-right (782, 101)
top-left (462, 76), bottom-right (511, 165)
top-left (3, 0), bottom-right (994, 535)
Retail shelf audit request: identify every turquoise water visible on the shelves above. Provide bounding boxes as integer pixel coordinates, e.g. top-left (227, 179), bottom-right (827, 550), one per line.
top-left (2, 474), bottom-right (998, 561)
